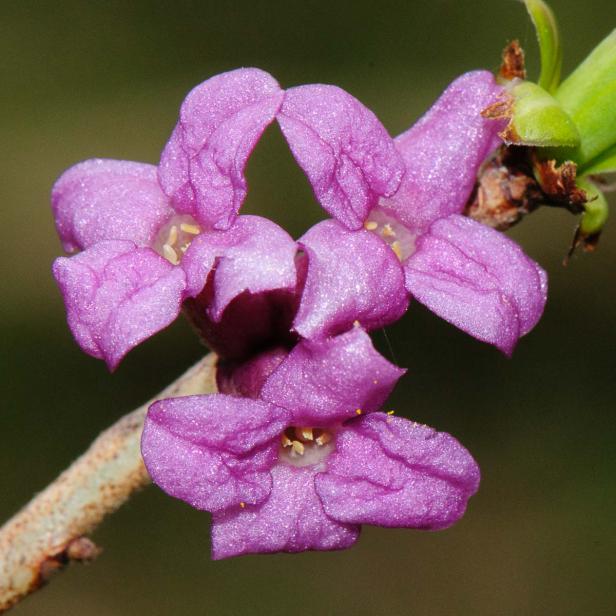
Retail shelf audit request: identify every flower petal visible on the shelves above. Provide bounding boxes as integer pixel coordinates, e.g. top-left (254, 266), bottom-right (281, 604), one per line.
top-left (52, 241), bottom-right (185, 369)
top-left (294, 219), bottom-right (409, 339)
top-left (315, 413), bottom-right (480, 529)
top-left (51, 159), bottom-right (173, 252)
top-left (277, 84), bottom-right (405, 230)
top-left (404, 214), bottom-right (547, 355)
top-left (159, 68), bottom-right (284, 230)
top-left (181, 215), bottom-right (297, 315)
top-left (211, 464), bottom-right (359, 559)
top-left (381, 71), bottom-right (506, 233)
top-left (261, 327), bottom-right (405, 425)
top-left (142, 394), bottom-right (290, 513)
top-left (216, 346), bottom-right (289, 399)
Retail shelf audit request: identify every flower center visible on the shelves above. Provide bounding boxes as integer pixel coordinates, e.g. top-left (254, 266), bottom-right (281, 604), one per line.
top-left (278, 426), bottom-right (335, 469)
top-left (364, 208), bottom-right (415, 261)
top-left (154, 215), bottom-right (201, 265)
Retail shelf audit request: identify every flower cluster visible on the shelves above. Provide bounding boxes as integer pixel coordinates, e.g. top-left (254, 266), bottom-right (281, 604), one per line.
top-left (51, 67), bottom-right (547, 558)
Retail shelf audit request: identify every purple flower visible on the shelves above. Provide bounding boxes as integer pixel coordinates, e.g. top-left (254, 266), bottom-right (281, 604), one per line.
top-left (364, 71), bottom-right (548, 354)
top-left (141, 327), bottom-right (479, 559)
top-left (51, 68), bottom-right (406, 369)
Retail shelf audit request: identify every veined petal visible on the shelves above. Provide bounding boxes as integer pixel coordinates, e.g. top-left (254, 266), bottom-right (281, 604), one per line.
top-left (211, 464), bottom-right (359, 559)
top-left (146, 394), bottom-right (289, 454)
top-left (142, 395), bottom-right (290, 513)
top-left (404, 214), bottom-right (547, 355)
top-left (261, 327), bottom-right (405, 425)
top-left (181, 215), bottom-right (297, 316)
top-left (52, 241), bottom-right (185, 369)
top-left (51, 159), bottom-right (173, 252)
top-left (315, 413), bottom-right (480, 529)
top-left (381, 71), bottom-right (506, 233)
top-left (277, 84), bottom-right (405, 230)
top-left (294, 220), bottom-right (409, 339)
top-left (159, 68), bottom-right (284, 230)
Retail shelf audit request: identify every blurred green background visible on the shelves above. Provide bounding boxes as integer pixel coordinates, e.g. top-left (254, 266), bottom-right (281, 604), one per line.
top-left (2, 1), bottom-right (615, 614)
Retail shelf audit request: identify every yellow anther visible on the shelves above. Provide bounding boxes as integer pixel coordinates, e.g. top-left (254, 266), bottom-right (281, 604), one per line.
top-left (391, 240), bottom-right (403, 261)
top-left (355, 409), bottom-right (363, 416)
top-left (364, 220), bottom-right (378, 231)
top-left (281, 434), bottom-right (292, 448)
top-left (353, 320), bottom-right (361, 328)
top-left (315, 432), bottom-right (332, 446)
top-left (240, 501), bottom-right (246, 509)
top-left (162, 244), bottom-right (179, 265)
top-left (167, 225), bottom-right (178, 246)
top-left (180, 223), bottom-right (201, 235)
top-left (291, 440), bottom-right (305, 455)
top-left (296, 427), bottom-right (314, 441)
top-left (387, 410), bottom-right (395, 415)
top-left (382, 223), bottom-right (396, 238)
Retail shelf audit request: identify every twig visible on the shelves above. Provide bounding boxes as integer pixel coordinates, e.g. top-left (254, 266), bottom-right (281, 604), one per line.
top-left (0, 353), bottom-right (217, 613)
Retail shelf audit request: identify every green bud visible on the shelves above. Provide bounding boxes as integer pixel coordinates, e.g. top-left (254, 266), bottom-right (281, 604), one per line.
top-left (555, 30), bottom-right (616, 171)
top-left (501, 80), bottom-right (580, 147)
top-left (524, 0), bottom-right (562, 93)
top-left (576, 177), bottom-right (609, 237)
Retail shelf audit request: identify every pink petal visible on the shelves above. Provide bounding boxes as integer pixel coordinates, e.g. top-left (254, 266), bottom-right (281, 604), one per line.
top-left (211, 464), bottom-right (359, 559)
top-left (404, 214), bottom-right (547, 355)
top-left (315, 413), bottom-right (480, 529)
top-left (142, 395), bottom-right (290, 513)
top-left (51, 159), bottom-right (173, 252)
top-left (260, 327), bottom-right (405, 425)
top-left (381, 71), bottom-right (506, 233)
top-left (52, 241), bottom-right (185, 369)
top-left (294, 219), bottom-right (408, 339)
top-left (216, 346), bottom-right (289, 399)
top-left (277, 84), bottom-right (405, 230)
top-left (158, 68), bottom-right (284, 230)
top-left (181, 215), bottom-right (297, 317)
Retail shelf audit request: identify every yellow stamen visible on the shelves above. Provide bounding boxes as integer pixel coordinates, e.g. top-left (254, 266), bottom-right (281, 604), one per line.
top-left (180, 223), bottom-right (201, 235)
top-left (364, 220), bottom-right (378, 231)
top-left (355, 409), bottom-right (363, 416)
top-left (391, 240), bottom-right (402, 261)
top-left (162, 244), bottom-right (179, 265)
top-left (240, 501), bottom-right (246, 509)
top-left (291, 440), bottom-right (305, 455)
top-left (167, 225), bottom-right (178, 246)
top-left (315, 432), bottom-right (332, 446)
top-left (281, 434), bottom-right (292, 448)
top-left (296, 427), bottom-right (314, 441)
top-left (387, 410), bottom-right (395, 415)
top-left (382, 223), bottom-right (396, 238)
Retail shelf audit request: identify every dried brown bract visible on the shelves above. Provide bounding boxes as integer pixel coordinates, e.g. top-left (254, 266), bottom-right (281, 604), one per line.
top-left (499, 40), bottom-right (526, 81)
top-left (466, 147), bottom-right (542, 230)
top-left (533, 156), bottom-right (587, 210)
